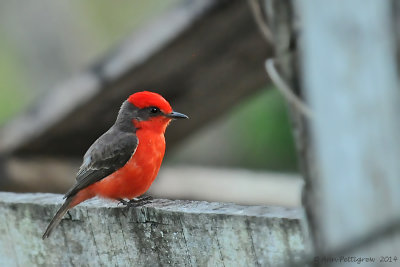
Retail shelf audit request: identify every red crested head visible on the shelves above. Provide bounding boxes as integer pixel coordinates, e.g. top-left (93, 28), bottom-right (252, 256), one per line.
top-left (128, 91), bottom-right (173, 114)
top-left (124, 91), bottom-right (188, 133)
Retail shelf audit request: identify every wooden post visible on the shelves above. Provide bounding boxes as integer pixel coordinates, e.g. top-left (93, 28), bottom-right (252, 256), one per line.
top-left (298, 0), bottom-right (400, 264)
top-left (0, 192), bottom-right (305, 266)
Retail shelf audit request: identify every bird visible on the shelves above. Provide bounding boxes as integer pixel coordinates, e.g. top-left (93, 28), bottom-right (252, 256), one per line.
top-left (42, 91), bottom-right (188, 239)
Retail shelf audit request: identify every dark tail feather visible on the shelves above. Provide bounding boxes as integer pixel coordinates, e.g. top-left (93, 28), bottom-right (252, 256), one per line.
top-left (42, 197), bottom-right (75, 239)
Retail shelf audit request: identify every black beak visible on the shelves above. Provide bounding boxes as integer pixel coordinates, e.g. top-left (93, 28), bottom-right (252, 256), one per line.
top-left (166, 111), bottom-right (189, 119)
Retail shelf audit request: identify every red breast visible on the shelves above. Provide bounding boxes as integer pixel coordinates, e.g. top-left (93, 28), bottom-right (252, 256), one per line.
top-left (89, 129), bottom-right (165, 199)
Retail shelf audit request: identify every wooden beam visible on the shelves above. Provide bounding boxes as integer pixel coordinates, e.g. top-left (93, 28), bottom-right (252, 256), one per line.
top-left (0, 0), bottom-right (271, 157)
top-left (0, 192), bottom-right (305, 266)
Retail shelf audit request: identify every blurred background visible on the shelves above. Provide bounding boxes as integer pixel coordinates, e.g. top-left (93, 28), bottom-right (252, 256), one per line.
top-left (0, 0), bottom-right (302, 207)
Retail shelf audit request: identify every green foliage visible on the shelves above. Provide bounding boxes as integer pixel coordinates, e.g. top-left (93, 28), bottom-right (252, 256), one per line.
top-left (74, 0), bottom-right (180, 53)
top-left (0, 35), bottom-right (29, 125)
top-left (232, 88), bottom-right (298, 171)
top-left (170, 88), bottom-right (298, 172)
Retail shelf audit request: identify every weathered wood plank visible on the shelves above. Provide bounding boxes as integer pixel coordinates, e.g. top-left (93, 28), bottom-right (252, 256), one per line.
top-left (298, 0), bottom-right (400, 263)
top-left (0, 192), bottom-right (305, 266)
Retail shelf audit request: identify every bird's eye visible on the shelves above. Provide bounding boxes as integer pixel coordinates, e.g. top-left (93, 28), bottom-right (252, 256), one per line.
top-left (150, 107), bottom-right (160, 114)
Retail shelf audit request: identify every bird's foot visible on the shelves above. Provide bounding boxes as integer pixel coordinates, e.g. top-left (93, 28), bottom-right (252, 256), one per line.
top-left (128, 195), bottom-right (153, 207)
top-left (118, 199), bottom-right (129, 206)
top-left (118, 195), bottom-right (153, 207)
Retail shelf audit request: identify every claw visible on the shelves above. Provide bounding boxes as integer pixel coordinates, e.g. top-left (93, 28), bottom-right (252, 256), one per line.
top-left (118, 199), bottom-right (129, 206)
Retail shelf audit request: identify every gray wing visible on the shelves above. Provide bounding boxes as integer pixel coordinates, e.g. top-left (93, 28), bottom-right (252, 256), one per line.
top-left (64, 128), bottom-right (138, 199)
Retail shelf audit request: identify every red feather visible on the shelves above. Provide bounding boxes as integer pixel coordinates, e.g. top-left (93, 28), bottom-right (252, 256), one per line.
top-left (128, 91), bottom-right (173, 113)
